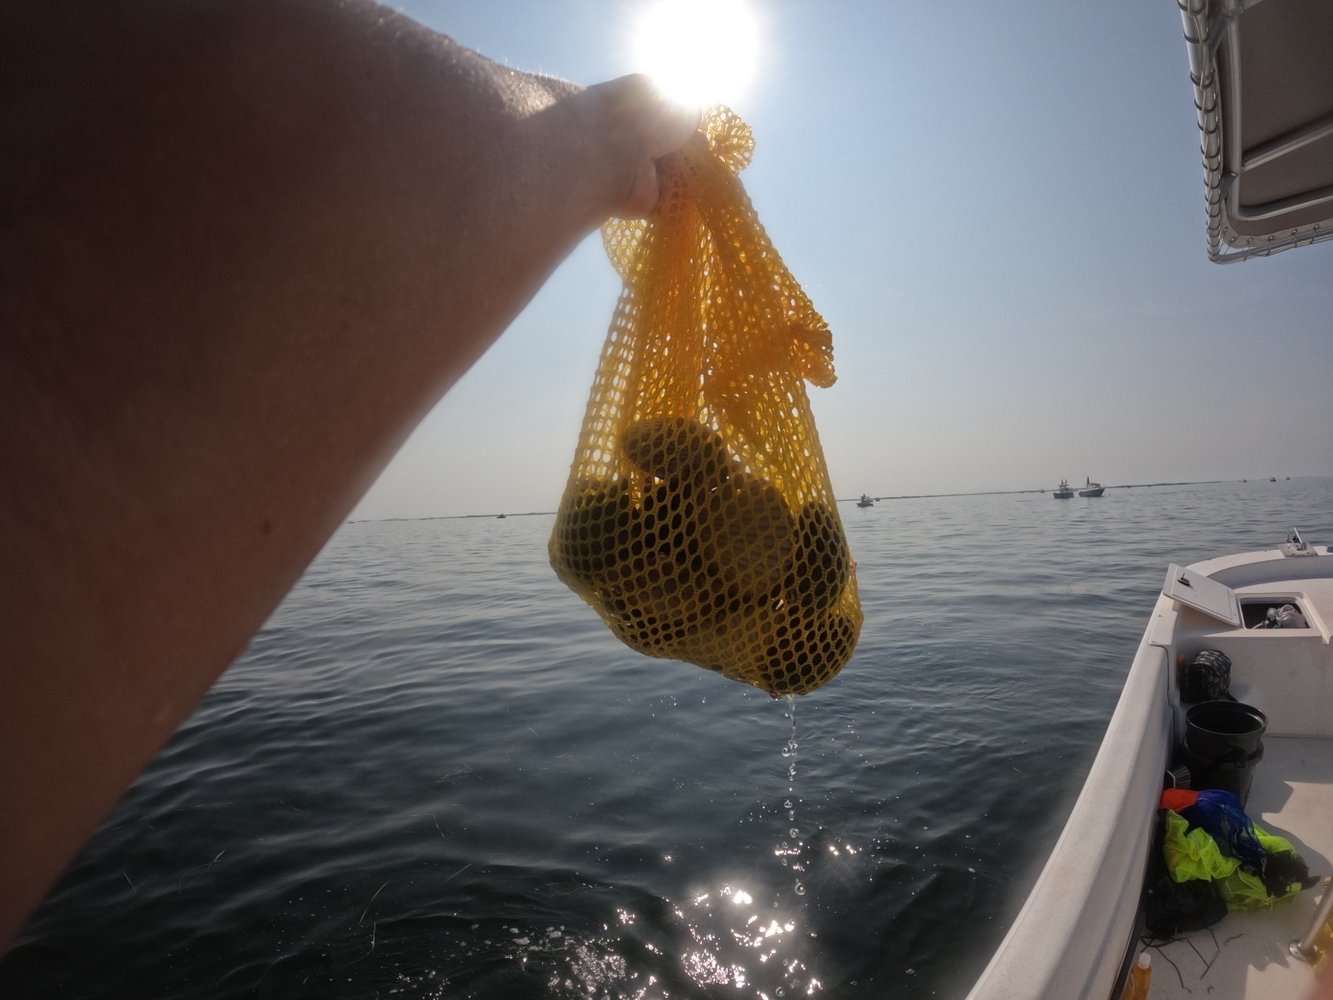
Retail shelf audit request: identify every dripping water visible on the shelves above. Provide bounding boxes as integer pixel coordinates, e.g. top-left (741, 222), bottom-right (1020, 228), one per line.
top-left (778, 694), bottom-right (805, 896)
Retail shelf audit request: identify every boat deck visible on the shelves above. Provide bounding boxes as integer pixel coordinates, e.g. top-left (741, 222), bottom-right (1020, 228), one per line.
top-left (1144, 735), bottom-right (1333, 1000)
top-left (963, 545), bottom-right (1333, 1000)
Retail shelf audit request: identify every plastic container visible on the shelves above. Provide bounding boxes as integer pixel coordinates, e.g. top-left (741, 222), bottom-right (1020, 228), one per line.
top-left (1183, 701), bottom-right (1267, 806)
top-left (1121, 951), bottom-right (1151, 1000)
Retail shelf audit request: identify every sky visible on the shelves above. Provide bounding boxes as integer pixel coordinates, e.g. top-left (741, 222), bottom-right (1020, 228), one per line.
top-left (350, 0), bottom-right (1333, 521)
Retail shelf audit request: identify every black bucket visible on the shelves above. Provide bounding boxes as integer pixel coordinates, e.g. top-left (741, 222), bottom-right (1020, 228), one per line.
top-left (1182, 701), bottom-right (1267, 806)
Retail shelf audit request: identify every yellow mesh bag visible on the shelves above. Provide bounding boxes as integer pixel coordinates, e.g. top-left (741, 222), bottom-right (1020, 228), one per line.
top-left (549, 107), bottom-right (861, 697)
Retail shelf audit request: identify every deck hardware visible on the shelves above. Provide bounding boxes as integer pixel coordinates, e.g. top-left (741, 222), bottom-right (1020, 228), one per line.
top-left (1282, 528), bottom-right (1316, 557)
top-left (1290, 879), bottom-right (1333, 963)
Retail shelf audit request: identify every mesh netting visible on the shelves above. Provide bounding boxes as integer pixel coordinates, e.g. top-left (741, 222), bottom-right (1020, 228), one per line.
top-left (549, 108), bottom-right (862, 697)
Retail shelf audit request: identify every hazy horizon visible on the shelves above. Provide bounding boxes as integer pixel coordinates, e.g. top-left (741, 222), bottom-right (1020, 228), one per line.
top-left (349, 475), bottom-right (1326, 522)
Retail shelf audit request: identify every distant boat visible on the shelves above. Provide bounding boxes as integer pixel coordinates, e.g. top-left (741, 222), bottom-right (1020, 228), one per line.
top-left (1079, 477), bottom-right (1105, 498)
top-left (1053, 479), bottom-right (1075, 499)
top-left (856, 494), bottom-right (875, 508)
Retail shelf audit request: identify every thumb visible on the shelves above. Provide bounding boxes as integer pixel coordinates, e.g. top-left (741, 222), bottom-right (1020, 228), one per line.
top-left (585, 74), bottom-right (699, 218)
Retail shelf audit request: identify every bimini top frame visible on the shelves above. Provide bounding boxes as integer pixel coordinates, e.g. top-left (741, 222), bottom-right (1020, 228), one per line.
top-left (1179, 0), bottom-right (1333, 262)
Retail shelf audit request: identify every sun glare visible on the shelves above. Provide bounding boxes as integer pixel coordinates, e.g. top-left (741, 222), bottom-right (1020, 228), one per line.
top-left (632, 0), bottom-right (759, 109)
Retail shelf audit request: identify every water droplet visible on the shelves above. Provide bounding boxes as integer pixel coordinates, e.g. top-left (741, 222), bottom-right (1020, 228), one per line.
top-left (789, 828), bottom-right (800, 839)
top-left (794, 882), bottom-right (805, 895)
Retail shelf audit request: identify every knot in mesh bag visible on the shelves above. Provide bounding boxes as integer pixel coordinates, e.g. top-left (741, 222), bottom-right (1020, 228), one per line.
top-left (549, 108), bottom-right (862, 697)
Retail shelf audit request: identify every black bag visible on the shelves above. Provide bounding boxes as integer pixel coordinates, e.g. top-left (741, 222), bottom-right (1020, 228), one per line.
top-left (1180, 649), bottom-right (1232, 703)
top-left (1142, 810), bottom-right (1227, 938)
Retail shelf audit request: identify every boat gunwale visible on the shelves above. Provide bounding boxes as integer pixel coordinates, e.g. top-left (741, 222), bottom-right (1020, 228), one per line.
top-left (963, 606), bottom-right (1175, 1000)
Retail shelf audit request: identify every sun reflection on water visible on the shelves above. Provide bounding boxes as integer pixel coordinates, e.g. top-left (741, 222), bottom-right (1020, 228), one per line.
top-left (676, 881), bottom-right (819, 997)
top-left (481, 700), bottom-right (853, 997)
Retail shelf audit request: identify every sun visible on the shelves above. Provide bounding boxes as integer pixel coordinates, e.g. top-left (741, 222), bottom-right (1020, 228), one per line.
top-left (632, 0), bottom-right (759, 109)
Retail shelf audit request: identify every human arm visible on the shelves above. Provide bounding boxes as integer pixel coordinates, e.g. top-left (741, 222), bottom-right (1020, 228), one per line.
top-left (0, 0), bottom-right (695, 948)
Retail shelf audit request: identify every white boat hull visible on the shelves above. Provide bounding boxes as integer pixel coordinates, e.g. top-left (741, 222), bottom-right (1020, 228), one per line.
top-left (964, 598), bottom-right (1174, 999)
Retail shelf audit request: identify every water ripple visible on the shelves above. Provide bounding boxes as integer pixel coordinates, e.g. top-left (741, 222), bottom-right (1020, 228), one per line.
top-left (4, 479), bottom-right (1329, 998)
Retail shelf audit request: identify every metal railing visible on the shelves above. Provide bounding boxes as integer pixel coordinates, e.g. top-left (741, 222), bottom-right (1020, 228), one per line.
top-left (1290, 878), bottom-right (1333, 963)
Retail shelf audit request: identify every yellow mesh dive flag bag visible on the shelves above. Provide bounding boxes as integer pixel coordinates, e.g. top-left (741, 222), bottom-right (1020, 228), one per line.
top-left (549, 108), bottom-right (861, 697)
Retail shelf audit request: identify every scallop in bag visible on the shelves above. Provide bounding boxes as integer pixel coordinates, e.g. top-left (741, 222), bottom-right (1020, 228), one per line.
top-left (549, 108), bottom-right (861, 697)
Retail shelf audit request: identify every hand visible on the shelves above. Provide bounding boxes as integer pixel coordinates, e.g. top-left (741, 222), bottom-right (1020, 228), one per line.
top-left (574, 74), bottom-right (701, 219)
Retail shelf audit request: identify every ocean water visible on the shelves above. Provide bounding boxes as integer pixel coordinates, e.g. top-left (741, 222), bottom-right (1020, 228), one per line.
top-left (3, 477), bottom-right (1329, 999)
